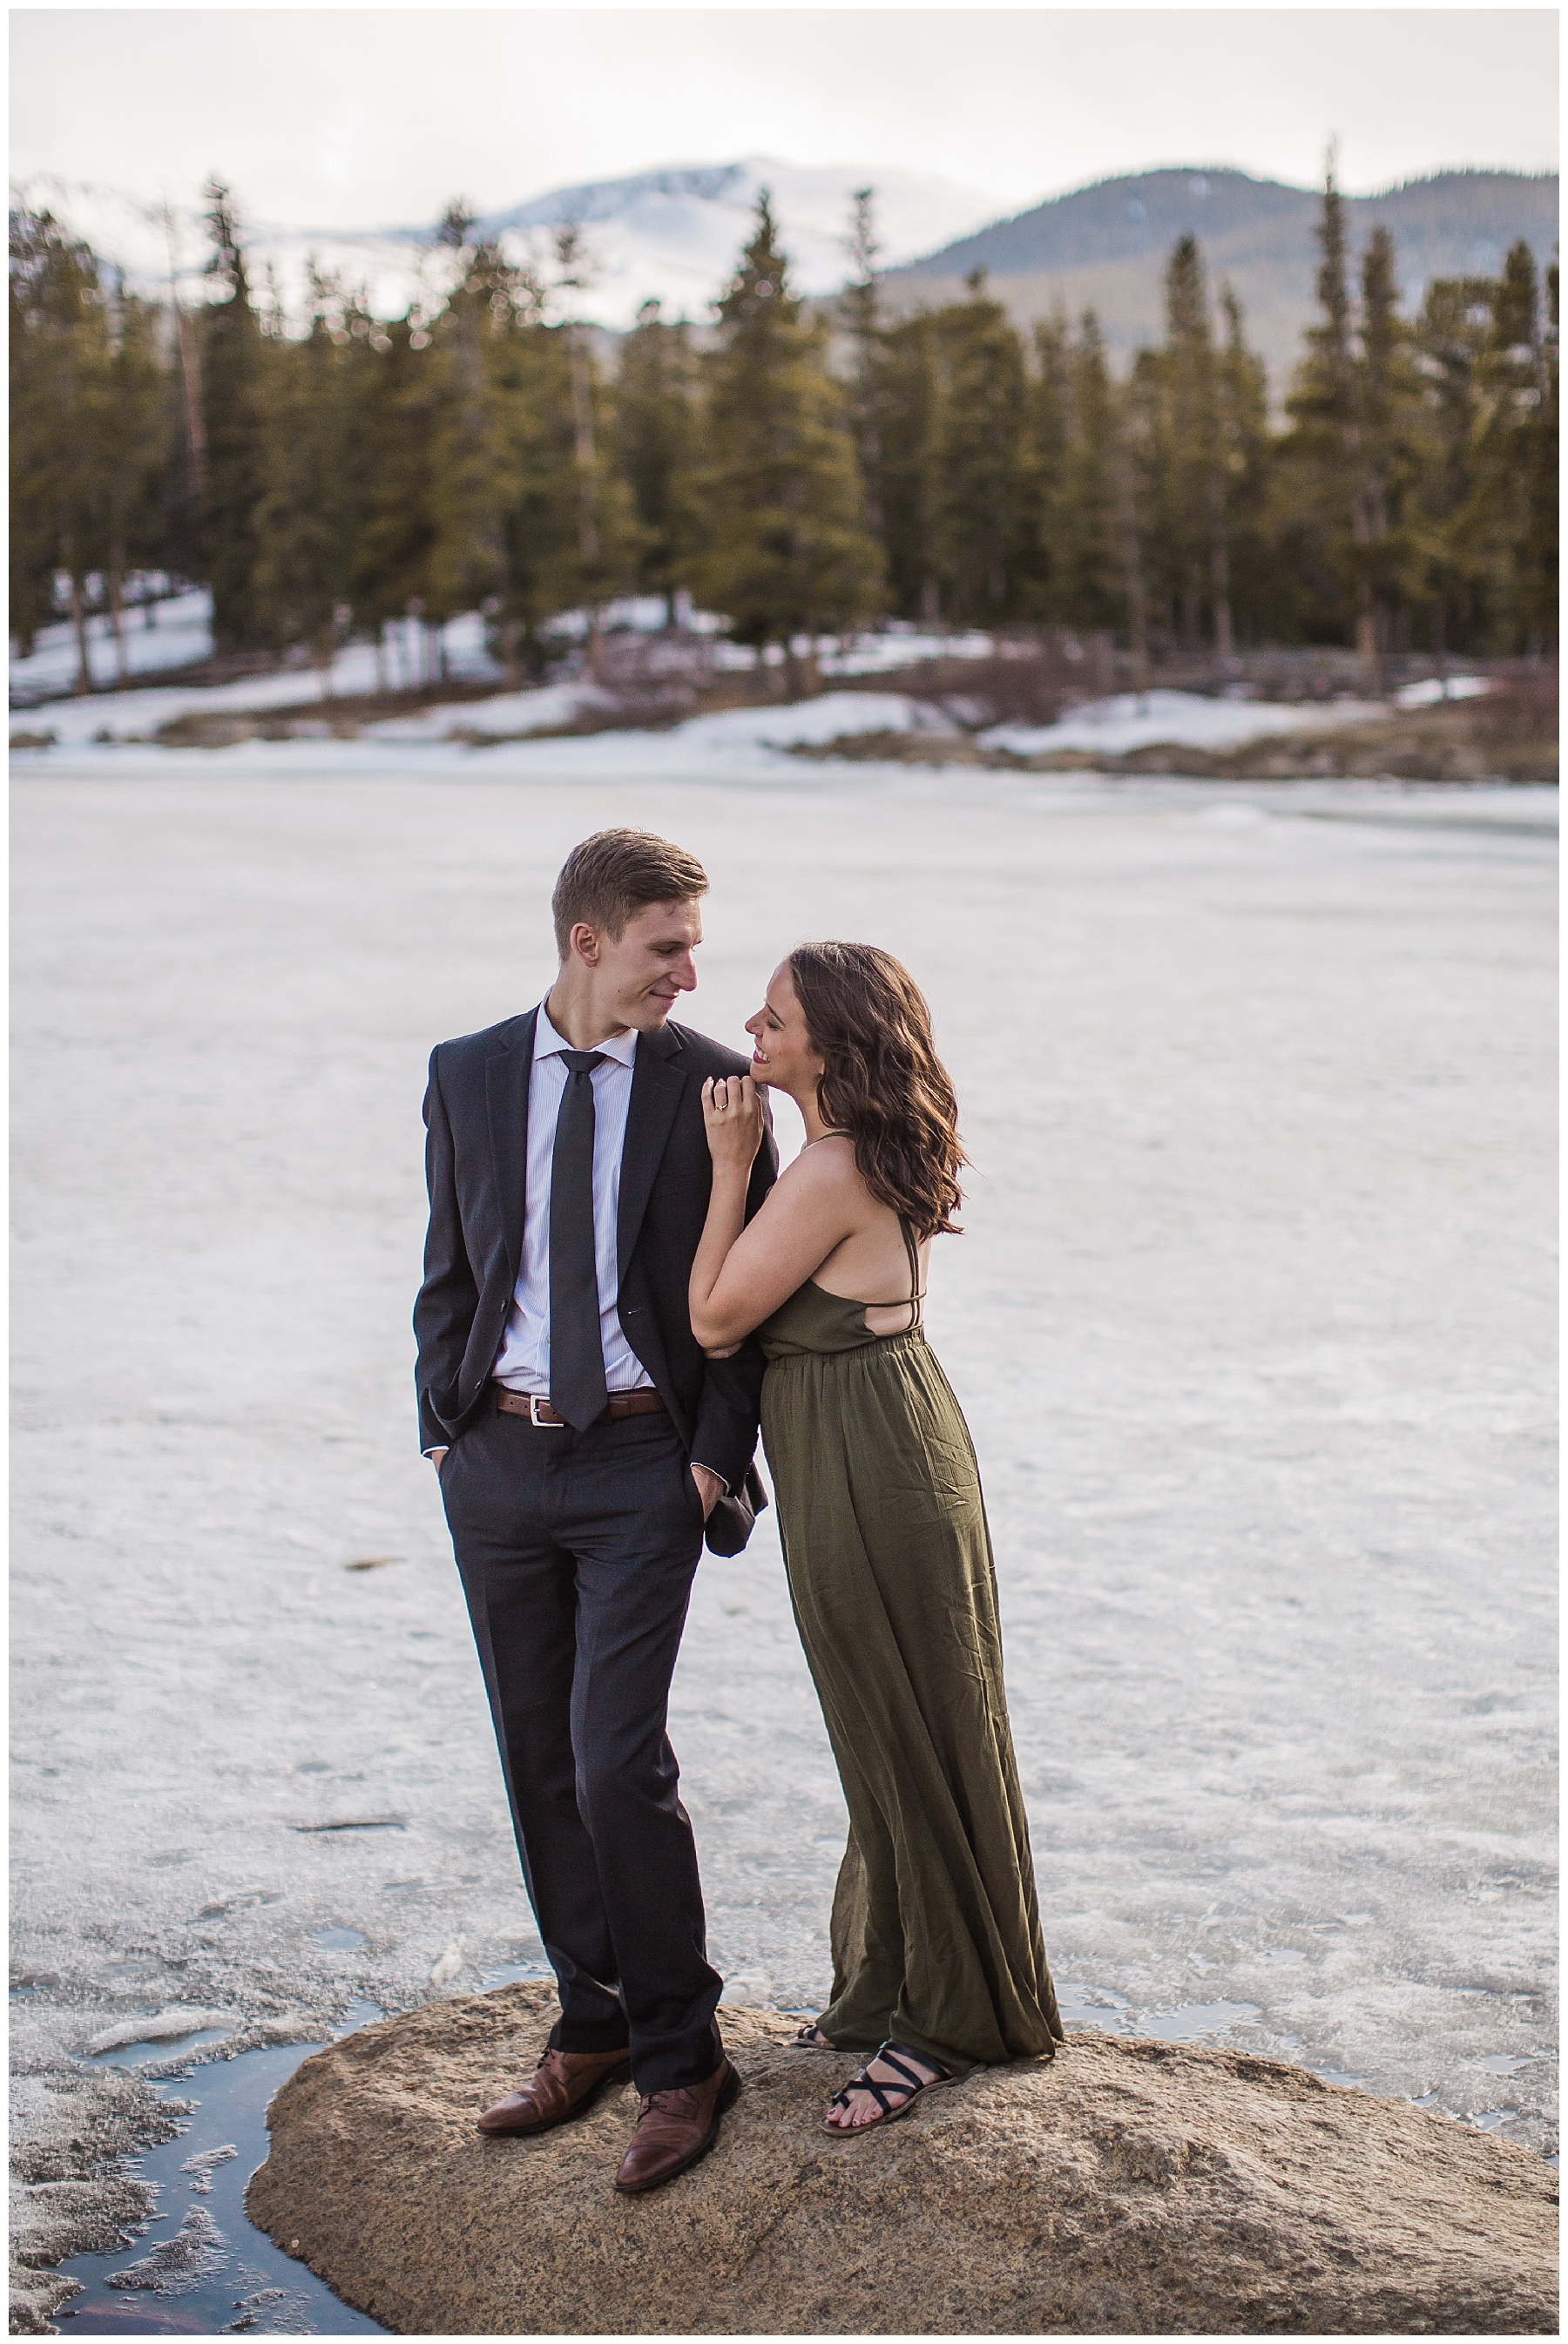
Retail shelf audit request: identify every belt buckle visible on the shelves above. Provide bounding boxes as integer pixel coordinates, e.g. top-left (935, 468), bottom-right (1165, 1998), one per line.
top-left (528, 1395), bottom-right (564, 1428)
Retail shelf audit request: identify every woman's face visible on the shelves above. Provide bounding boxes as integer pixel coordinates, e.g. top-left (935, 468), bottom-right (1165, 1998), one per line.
top-left (745, 963), bottom-right (823, 1096)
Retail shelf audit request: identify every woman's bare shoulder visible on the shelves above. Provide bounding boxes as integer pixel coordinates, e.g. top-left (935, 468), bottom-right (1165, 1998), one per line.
top-left (775, 1134), bottom-right (860, 1188)
top-left (769, 1135), bottom-right (867, 1208)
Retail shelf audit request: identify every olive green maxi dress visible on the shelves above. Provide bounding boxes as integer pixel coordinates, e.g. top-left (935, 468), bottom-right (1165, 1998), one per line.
top-left (757, 1225), bottom-right (1063, 2079)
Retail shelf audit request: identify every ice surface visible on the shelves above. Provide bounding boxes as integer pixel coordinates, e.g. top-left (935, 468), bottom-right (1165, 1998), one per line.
top-left (180, 2142), bottom-right (239, 2193)
top-left (45, 2040), bottom-right (382, 2334)
top-left (10, 759), bottom-right (1557, 2292)
top-left (85, 2008), bottom-right (232, 2056)
top-left (106, 2205), bottom-right (226, 2293)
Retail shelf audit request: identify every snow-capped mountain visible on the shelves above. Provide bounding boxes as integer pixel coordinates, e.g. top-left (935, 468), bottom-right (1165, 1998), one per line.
top-left (464, 158), bottom-right (998, 318)
top-left (19, 159), bottom-right (997, 329)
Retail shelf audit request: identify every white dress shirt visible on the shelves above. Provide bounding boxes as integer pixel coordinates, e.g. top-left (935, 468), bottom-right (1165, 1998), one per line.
top-left (490, 1003), bottom-right (655, 1398)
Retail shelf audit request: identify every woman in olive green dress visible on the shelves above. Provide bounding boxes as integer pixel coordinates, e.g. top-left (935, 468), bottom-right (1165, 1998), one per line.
top-left (689, 942), bottom-right (1062, 2133)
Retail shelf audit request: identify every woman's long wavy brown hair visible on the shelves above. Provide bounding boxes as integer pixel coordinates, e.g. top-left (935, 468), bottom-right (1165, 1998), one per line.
top-left (787, 942), bottom-right (966, 1239)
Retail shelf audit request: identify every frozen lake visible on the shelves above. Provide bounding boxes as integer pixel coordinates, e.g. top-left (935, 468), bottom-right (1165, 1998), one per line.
top-left (11, 757), bottom-right (1557, 2327)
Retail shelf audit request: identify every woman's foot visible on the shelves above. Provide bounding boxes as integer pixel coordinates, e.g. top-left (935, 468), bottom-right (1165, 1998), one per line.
top-left (823, 2041), bottom-right (951, 2131)
top-left (791, 2022), bottom-right (834, 2049)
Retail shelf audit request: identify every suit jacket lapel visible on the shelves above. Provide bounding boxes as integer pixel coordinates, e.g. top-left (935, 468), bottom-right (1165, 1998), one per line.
top-left (618, 1023), bottom-right (686, 1278)
top-left (486, 1007), bottom-right (537, 1278)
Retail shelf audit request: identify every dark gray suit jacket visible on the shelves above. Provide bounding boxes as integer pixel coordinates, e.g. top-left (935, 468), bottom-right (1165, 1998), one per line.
top-left (415, 1007), bottom-right (778, 1548)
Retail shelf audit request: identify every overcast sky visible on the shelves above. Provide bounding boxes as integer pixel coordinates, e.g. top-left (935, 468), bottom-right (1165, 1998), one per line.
top-left (12, 7), bottom-right (1558, 233)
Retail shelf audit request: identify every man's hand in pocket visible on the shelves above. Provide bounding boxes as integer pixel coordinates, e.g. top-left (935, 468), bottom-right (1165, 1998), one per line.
top-left (690, 1464), bottom-right (724, 1521)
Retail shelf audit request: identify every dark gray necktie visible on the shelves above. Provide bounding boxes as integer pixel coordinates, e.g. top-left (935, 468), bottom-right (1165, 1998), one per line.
top-left (549, 1049), bottom-right (609, 1430)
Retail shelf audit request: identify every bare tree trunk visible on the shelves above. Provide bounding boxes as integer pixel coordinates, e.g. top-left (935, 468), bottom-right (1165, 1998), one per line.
top-left (375, 625), bottom-right (389, 696)
top-left (67, 564), bottom-right (92, 696)
top-left (174, 302), bottom-right (206, 503)
top-left (1348, 439), bottom-right (1382, 690)
top-left (567, 322), bottom-right (605, 683)
top-left (107, 551), bottom-right (129, 684)
top-left (1208, 472), bottom-right (1233, 658)
top-left (1113, 442), bottom-right (1149, 701)
top-left (1179, 583), bottom-right (1200, 652)
top-left (1354, 583), bottom-right (1378, 684)
top-left (163, 206), bottom-right (208, 511)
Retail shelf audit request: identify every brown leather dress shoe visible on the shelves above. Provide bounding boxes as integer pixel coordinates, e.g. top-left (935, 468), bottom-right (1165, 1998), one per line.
top-left (476, 2043), bottom-right (631, 2136)
top-left (613, 2057), bottom-right (740, 2193)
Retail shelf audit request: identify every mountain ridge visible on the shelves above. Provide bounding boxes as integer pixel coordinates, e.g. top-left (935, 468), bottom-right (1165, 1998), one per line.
top-left (882, 165), bottom-right (1558, 382)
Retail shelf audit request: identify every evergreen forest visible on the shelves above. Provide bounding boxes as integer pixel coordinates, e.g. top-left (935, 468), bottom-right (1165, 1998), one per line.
top-left (10, 172), bottom-right (1558, 693)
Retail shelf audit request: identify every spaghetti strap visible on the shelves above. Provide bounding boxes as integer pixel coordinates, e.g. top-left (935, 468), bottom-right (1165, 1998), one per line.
top-left (898, 1216), bottom-right (924, 1332)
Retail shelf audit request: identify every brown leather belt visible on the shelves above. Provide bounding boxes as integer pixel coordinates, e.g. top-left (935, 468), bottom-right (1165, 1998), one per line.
top-left (492, 1385), bottom-right (666, 1428)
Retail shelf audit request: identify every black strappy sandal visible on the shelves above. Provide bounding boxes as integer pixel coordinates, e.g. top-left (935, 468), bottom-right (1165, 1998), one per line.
top-left (790, 2022), bottom-right (835, 2050)
top-left (822, 2040), bottom-right (954, 2133)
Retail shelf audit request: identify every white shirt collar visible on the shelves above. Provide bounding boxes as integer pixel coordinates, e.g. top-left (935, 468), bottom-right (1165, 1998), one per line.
top-left (533, 1000), bottom-right (639, 1070)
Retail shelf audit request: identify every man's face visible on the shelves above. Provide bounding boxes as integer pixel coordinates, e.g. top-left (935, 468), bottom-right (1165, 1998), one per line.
top-left (578, 898), bottom-right (702, 1031)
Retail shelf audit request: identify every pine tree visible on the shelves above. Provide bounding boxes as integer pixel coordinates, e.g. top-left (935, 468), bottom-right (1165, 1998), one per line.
top-left (695, 193), bottom-right (881, 689)
top-left (1409, 274), bottom-right (1493, 652)
top-left (870, 311), bottom-right (942, 620)
top-left (199, 180), bottom-right (267, 652)
top-left (1150, 233), bottom-right (1223, 650)
top-left (841, 189), bottom-right (884, 544)
top-left (10, 210), bottom-right (111, 678)
top-left (1470, 240), bottom-right (1558, 649)
top-left (350, 311), bottom-right (447, 678)
top-left (1213, 286), bottom-right (1273, 646)
top-left (1279, 159), bottom-right (1365, 647)
top-left (98, 277), bottom-right (171, 678)
top-left (423, 205), bottom-right (506, 665)
top-left (930, 271), bottom-right (1030, 622)
top-left (544, 222), bottom-right (636, 672)
top-left (1351, 224), bottom-right (1414, 666)
top-left (1058, 313), bottom-right (1125, 634)
top-left (253, 270), bottom-right (353, 686)
top-left (615, 299), bottom-right (701, 623)
top-left (1024, 312), bottom-right (1072, 620)
top-left (1521, 255), bottom-right (1559, 651)
top-left (1119, 342), bottom-right (1161, 671)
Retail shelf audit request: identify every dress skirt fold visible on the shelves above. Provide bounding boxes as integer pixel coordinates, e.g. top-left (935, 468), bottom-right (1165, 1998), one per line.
top-left (758, 1284), bottom-right (1062, 2077)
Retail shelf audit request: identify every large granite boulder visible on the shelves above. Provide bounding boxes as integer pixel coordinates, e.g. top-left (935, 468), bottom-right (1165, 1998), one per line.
top-left (248, 1983), bottom-right (1555, 2335)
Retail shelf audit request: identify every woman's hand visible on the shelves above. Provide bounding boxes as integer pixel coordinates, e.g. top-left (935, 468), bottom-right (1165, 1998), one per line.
top-left (701, 1074), bottom-right (765, 1175)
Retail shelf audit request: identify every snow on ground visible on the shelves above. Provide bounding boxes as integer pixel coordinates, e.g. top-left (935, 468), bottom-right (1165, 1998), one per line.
top-left (361, 684), bottom-right (930, 746)
top-left (14, 680), bottom-right (1414, 777)
top-left (1395, 674), bottom-right (1492, 709)
top-left (826, 626), bottom-right (997, 674)
top-left (10, 588), bottom-right (217, 698)
top-left (12, 759), bottom-right (1556, 2289)
top-left (10, 687), bottom-right (936, 771)
top-left (10, 612), bottom-right (505, 746)
top-left (362, 681), bottom-right (594, 740)
top-left (981, 687), bottom-right (1401, 758)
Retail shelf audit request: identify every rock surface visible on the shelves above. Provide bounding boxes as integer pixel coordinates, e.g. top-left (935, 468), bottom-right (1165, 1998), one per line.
top-left (249, 1983), bottom-right (1557, 2335)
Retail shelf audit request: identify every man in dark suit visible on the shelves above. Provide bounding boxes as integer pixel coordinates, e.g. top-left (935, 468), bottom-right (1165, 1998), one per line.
top-left (416, 829), bottom-right (776, 2193)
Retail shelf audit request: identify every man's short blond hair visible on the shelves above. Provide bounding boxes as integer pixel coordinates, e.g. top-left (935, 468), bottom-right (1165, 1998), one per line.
top-left (551, 829), bottom-right (709, 959)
